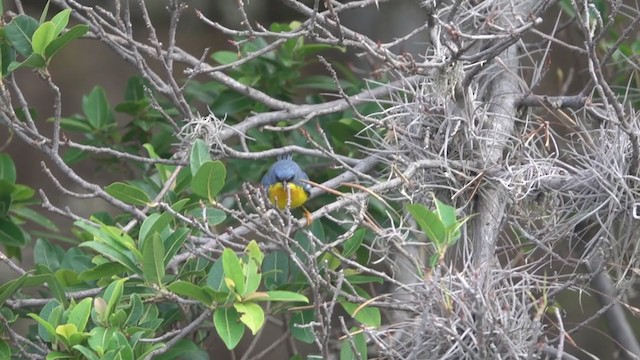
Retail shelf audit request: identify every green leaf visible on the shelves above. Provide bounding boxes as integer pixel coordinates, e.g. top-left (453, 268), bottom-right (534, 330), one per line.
top-left (262, 290), bottom-right (309, 303)
top-left (68, 297), bottom-right (92, 333)
top-left (167, 281), bottom-right (211, 304)
top-left (0, 273), bottom-right (29, 306)
top-left (50, 9), bottom-right (72, 38)
top-left (34, 238), bottom-right (64, 270)
top-left (245, 240), bottom-right (264, 266)
top-left (32, 21), bottom-right (57, 56)
top-left (154, 339), bottom-right (208, 360)
top-left (0, 339), bottom-right (10, 360)
top-left (28, 313), bottom-right (57, 342)
top-left (222, 248), bottom-right (245, 295)
top-left (188, 207), bottom-right (226, 226)
top-left (5, 15), bottom-right (38, 56)
top-left (0, 217), bottom-right (26, 247)
top-left (289, 310), bottom-right (315, 343)
top-left (7, 53), bottom-right (46, 72)
top-left (0, 42), bottom-right (16, 77)
top-left (44, 24), bottom-right (89, 59)
top-left (138, 212), bottom-right (172, 244)
top-left (234, 302), bottom-right (265, 335)
top-left (339, 327), bottom-right (367, 360)
top-left (191, 160), bottom-right (226, 202)
top-left (263, 251), bottom-right (289, 290)
top-left (105, 182), bottom-right (150, 206)
top-left (342, 228), bottom-right (365, 258)
top-left (213, 307), bottom-right (245, 350)
top-left (78, 262), bottom-right (126, 281)
top-left (407, 203), bottom-right (446, 246)
top-left (82, 86), bottom-right (113, 130)
top-left (12, 207), bottom-right (59, 231)
top-left (163, 227), bottom-right (189, 266)
top-left (79, 241), bottom-right (139, 275)
top-left (206, 257), bottom-right (228, 292)
top-left (0, 181), bottom-right (13, 217)
top-left (36, 265), bottom-right (68, 307)
top-left (190, 139), bottom-right (212, 176)
top-left (434, 199), bottom-right (457, 229)
top-left (104, 279), bottom-right (126, 324)
top-left (211, 50), bottom-right (238, 65)
top-left (339, 287), bottom-right (381, 328)
top-left (142, 143), bottom-right (171, 183)
top-left (0, 154), bottom-right (16, 183)
top-left (72, 345), bottom-right (100, 360)
top-left (142, 233), bottom-right (165, 285)
top-left (243, 256), bottom-right (261, 296)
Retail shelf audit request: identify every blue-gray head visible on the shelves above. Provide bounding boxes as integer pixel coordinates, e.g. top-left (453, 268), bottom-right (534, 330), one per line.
top-left (261, 155), bottom-right (311, 193)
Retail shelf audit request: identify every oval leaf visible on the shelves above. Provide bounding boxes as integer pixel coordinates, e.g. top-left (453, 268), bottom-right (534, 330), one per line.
top-left (105, 182), bottom-right (150, 206)
top-left (191, 161), bottom-right (226, 202)
top-left (213, 308), bottom-right (245, 350)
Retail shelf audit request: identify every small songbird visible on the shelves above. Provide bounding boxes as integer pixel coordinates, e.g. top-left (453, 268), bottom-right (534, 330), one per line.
top-left (261, 155), bottom-right (311, 210)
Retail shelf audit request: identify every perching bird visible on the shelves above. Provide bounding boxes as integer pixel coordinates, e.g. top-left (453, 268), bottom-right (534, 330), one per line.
top-left (261, 155), bottom-right (311, 210)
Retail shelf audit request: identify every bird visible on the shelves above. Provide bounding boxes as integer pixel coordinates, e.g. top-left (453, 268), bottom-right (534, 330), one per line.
top-left (261, 155), bottom-right (311, 210)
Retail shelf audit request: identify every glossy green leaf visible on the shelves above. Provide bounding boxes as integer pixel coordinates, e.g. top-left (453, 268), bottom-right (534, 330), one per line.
top-left (79, 241), bottom-right (140, 274)
top-left (104, 279), bottom-right (126, 324)
top-left (82, 86), bottom-right (113, 130)
top-left (222, 248), bottom-right (245, 295)
top-left (154, 339), bottom-right (208, 360)
top-left (190, 139), bottom-right (211, 176)
top-left (5, 15), bottom-right (38, 56)
top-left (0, 339), bottom-right (10, 360)
top-left (167, 281), bottom-right (211, 304)
top-left (34, 238), bottom-right (64, 270)
top-left (407, 204), bottom-right (446, 246)
top-left (0, 180), bottom-right (12, 217)
top-left (289, 310), bottom-right (315, 343)
top-left (7, 53), bottom-right (46, 72)
top-left (163, 227), bottom-right (189, 266)
top-left (191, 160), bottom-right (226, 202)
top-left (206, 257), bottom-right (229, 292)
top-left (105, 182), bottom-right (150, 206)
top-left (211, 50), bottom-right (238, 64)
top-left (434, 199), bottom-right (457, 229)
top-left (32, 21), bottom-right (57, 56)
top-left (45, 24), bottom-right (89, 60)
top-left (0, 42), bottom-right (16, 77)
top-left (72, 345), bottom-right (100, 360)
top-left (0, 154), bottom-right (16, 183)
top-left (263, 290), bottom-right (308, 303)
top-left (262, 251), bottom-right (289, 290)
top-left (36, 265), bottom-right (67, 307)
top-left (213, 307), bottom-right (245, 350)
top-left (78, 262), bottom-right (126, 281)
top-left (0, 273), bottom-right (29, 306)
top-left (138, 212), bottom-right (172, 244)
top-left (188, 207), bottom-right (226, 226)
top-left (12, 207), bottom-right (59, 231)
top-left (342, 229), bottom-right (365, 258)
top-left (339, 327), bottom-right (367, 360)
top-left (50, 9), bottom-right (71, 38)
top-left (28, 313), bottom-right (57, 343)
top-left (125, 293), bottom-right (144, 326)
top-left (142, 233), bottom-right (165, 285)
top-left (0, 217), bottom-right (26, 247)
top-left (339, 287), bottom-right (381, 328)
top-left (234, 302), bottom-right (265, 335)
top-left (68, 297), bottom-right (92, 333)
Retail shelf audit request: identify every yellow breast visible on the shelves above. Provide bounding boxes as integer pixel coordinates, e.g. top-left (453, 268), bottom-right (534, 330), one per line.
top-left (268, 182), bottom-right (308, 209)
